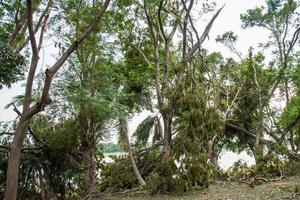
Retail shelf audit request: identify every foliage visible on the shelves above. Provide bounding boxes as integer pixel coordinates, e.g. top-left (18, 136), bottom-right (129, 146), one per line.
top-left (30, 116), bottom-right (86, 198)
top-left (0, 0), bottom-right (27, 44)
top-left (285, 161), bottom-right (300, 176)
top-left (100, 149), bottom-right (160, 192)
top-left (226, 160), bottom-right (253, 181)
top-left (170, 68), bottom-right (222, 191)
top-left (0, 116), bottom-right (89, 199)
top-left (0, 154), bottom-right (8, 199)
top-left (133, 116), bottom-right (159, 146)
top-left (255, 154), bottom-right (285, 178)
top-left (241, 0), bottom-right (299, 30)
top-left (0, 42), bottom-right (26, 89)
top-left (100, 158), bottom-right (138, 192)
top-left (146, 159), bottom-right (178, 193)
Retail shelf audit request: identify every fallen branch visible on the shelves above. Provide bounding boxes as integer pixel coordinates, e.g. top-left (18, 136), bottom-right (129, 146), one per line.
top-left (112, 186), bottom-right (147, 195)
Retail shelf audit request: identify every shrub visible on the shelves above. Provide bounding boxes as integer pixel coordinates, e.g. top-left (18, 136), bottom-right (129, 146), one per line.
top-left (99, 149), bottom-right (160, 192)
top-left (284, 161), bottom-right (300, 176)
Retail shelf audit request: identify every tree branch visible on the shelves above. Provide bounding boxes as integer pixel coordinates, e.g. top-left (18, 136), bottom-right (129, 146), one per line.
top-left (185, 5), bottom-right (224, 60)
top-left (16, 0), bottom-right (53, 53)
top-left (26, 0), bottom-right (111, 119)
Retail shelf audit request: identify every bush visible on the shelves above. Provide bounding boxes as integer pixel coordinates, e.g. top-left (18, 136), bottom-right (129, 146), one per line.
top-left (146, 159), bottom-right (178, 194)
top-left (146, 155), bottom-right (213, 194)
top-left (256, 155), bottom-right (284, 178)
top-left (284, 161), bottom-right (300, 176)
top-left (227, 160), bottom-right (252, 181)
top-left (99, 149), bottom-right (160, 192)
top-left (100, 158), bottom-right (138, 192)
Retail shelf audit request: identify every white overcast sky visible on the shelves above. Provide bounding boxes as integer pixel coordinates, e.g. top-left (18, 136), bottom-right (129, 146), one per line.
top-left (0, 0), bottom-right (270, 168)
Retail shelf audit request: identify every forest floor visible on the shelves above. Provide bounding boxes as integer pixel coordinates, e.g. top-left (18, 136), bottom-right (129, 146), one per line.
top-left (99, 176), bottom-right (300, 200)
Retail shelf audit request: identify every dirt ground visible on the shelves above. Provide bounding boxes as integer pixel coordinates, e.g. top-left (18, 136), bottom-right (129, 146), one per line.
top-left (99, 176), bottom-right (300, 200)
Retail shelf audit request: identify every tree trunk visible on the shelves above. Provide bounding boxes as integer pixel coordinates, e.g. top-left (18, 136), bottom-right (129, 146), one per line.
top-left (79, 111), bottom-right (97, 195)
top-left (161, 113), bottom-right (172, 161)
top-left (82, 144), bottom-right (97, 194)
top-left (211, 154), bottom-right (219, 169)
top-left (208, 135), bottom-right (220, 169)
top-left (4, 121), bottom-right (28, 200)
top-left (120, 118), bottom-right (146, 187)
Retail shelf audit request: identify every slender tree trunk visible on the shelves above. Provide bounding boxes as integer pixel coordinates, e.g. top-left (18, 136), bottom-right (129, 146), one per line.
top-left (208, 135), bottom-right (219, 168)
top-left (4, 119), bottom-right (28, 200)
top-left (211, 154), bottom-right (219, 168)
top-left (255, 105), bottom-right (264, 167)
top-left (5, 2), bottom-right (42, 197)
top-left (120, 118), bottom-right (146, 186)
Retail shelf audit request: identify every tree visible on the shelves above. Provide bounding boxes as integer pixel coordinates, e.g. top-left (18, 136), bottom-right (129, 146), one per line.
top-left (4, 0), bottom-right (111, 199)
top-left (136, 0), bottom-right (223, 189)
top-left (212, 0), bottom-right (300, 171)
top-left (240, 0), bottom-right (300, 164)
top-left (105, 0), bottom-right (224, 191)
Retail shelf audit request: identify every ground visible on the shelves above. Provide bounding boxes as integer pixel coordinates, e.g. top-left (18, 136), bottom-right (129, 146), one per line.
top-left (99, 176), bottom-right (300, 200)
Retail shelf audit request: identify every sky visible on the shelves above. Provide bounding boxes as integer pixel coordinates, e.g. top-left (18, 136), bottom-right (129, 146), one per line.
top-left (0, 0), bottom-right (271, 169)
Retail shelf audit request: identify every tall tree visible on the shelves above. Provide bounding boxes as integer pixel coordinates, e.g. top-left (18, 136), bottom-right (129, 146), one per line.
top-left (240, 0), bottom-right (300, 163)
top-left (138, 0), bottom-right (223, 163)
top-left (119, 0), bottom-right (224, 190)
top-left (4, 0), bottom-right (111, 199)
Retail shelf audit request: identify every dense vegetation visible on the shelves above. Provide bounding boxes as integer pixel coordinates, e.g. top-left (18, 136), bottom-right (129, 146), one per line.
top-left (0, 0), bottom-right (300, 199)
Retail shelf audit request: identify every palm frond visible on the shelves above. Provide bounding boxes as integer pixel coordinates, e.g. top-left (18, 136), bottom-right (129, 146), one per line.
top-left (133, 116), bottom-right (156, 146)
top-left (4, 94), bottom-right (39, 109)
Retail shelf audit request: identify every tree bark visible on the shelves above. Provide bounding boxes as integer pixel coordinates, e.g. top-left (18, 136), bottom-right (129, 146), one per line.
top-left (208, 135), bottom-right (220, 168)
top-left (161, 113), bottom-right (172, 161)
top-left (82, 144), bottom-right (97, 194)
top-left (4, 123), bottom-right (27, 200)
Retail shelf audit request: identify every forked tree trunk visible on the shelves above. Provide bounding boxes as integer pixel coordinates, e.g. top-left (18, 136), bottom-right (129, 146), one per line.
top-left (142, 1), bottom-right (223, 165)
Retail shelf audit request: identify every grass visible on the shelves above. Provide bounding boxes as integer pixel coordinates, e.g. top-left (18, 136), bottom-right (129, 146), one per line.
top-left (99, 176), bottom-right (300, 200)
